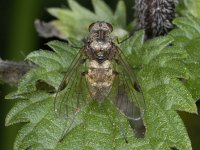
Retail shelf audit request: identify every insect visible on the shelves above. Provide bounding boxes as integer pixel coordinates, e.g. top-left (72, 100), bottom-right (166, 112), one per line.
top-left (54, 21), bottom-right (145, 139)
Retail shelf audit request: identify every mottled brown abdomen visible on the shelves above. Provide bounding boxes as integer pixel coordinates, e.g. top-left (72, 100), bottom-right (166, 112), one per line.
top-left (86, 60), bottom-right (115, 102)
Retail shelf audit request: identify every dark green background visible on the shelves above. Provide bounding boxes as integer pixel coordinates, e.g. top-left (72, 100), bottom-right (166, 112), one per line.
top-left (0, 0), bottom-right (199, 150)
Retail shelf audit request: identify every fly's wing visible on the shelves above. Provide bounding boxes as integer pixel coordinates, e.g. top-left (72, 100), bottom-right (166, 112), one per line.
top-left (54, 47), bottom-right (90, 119)
top-left (108, 46), bottom-right (146, 137)
top-left (116, 47), bottom-right (145, 114)
top-left (112, 77), bottom-right (145, 138)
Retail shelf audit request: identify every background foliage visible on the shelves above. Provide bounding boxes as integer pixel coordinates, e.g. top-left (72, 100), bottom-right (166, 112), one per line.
top-left (1, 0), bottom-right (200, 150)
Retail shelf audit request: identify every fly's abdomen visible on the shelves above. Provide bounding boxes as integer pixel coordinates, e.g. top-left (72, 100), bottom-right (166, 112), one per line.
top-left (86, 60), bottom-right (115, 102)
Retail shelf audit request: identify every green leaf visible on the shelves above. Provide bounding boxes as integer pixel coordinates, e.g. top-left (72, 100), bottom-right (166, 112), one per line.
top-left (92, 0), bottom-right (113, 21)
top-left (145, 96), bottom-right (192, 150)
top-left (68, 0), bottom-right (97, 21)
top-left (6, 92), bottom-right (67, 150)
top-left (120, 30), bottom-right (144, 56)
top-left (170, 15), bottom-right (200, 101)
top-left (47, 0), bottom-right (128, 40)
top-left (6, 90), bottom-right (135, 149)
top-left (26, 50), bottom-right (62, 71)
top-left (122, 32), bottom-right (196, 149)
top-left (173, 15), bottom-right (200, 39)
top-left (114, 0), bottom-right (126, 27)
top-left (55, 101), bottom-right (136, 150)
top-left (177, 0), bottom-right (200, 18)
top-left (185, 39), bottom-right (200, 100)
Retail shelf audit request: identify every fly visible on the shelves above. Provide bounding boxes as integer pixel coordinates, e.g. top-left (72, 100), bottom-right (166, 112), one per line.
top-left (54, 21), bottom-right (145, 140)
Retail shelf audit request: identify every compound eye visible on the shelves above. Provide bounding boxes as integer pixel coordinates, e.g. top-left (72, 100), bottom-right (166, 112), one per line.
top-left (88, 22), bottom-right (95, 32)
top-left (106, 23), bottom-right (113, 32)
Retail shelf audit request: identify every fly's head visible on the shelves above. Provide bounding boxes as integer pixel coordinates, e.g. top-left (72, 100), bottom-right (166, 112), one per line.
top-left (87, 21), bottom-right (115, 63)
top-left (89, 21), bottom-right (113, 33)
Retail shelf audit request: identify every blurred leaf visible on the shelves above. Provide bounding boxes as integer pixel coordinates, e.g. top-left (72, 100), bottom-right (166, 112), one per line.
top-left (114, 0), bottom-right (126, 27)
top-left (173, 15), bottom-right (200, 40)
top-left (46, 0), bottom-right (127, 40)
top-left (92, 0), bottom-right (113, 21)
top-left (177, 0), bottom-right (200, 18)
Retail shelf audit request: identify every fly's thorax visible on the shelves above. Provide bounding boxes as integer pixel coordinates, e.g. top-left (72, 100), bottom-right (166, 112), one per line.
top-left (91, 41), bottom-right (111, 59)
top-left (86, 60), bottom-right (115, 102)
top-left (90, 40), bottom-right (112, 51)
top-left (85, 40), bottom-right (117, 63)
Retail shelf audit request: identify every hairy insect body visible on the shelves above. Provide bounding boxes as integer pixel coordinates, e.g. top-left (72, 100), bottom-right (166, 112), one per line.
top-left (86, 60), bottom-right (115, 102)
top-left (84, 22), bottom-right (117, 101)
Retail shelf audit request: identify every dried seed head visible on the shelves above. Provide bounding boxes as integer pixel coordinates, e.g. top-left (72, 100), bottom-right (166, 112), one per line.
top-left (135, 0), bottom-right (178, 39)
